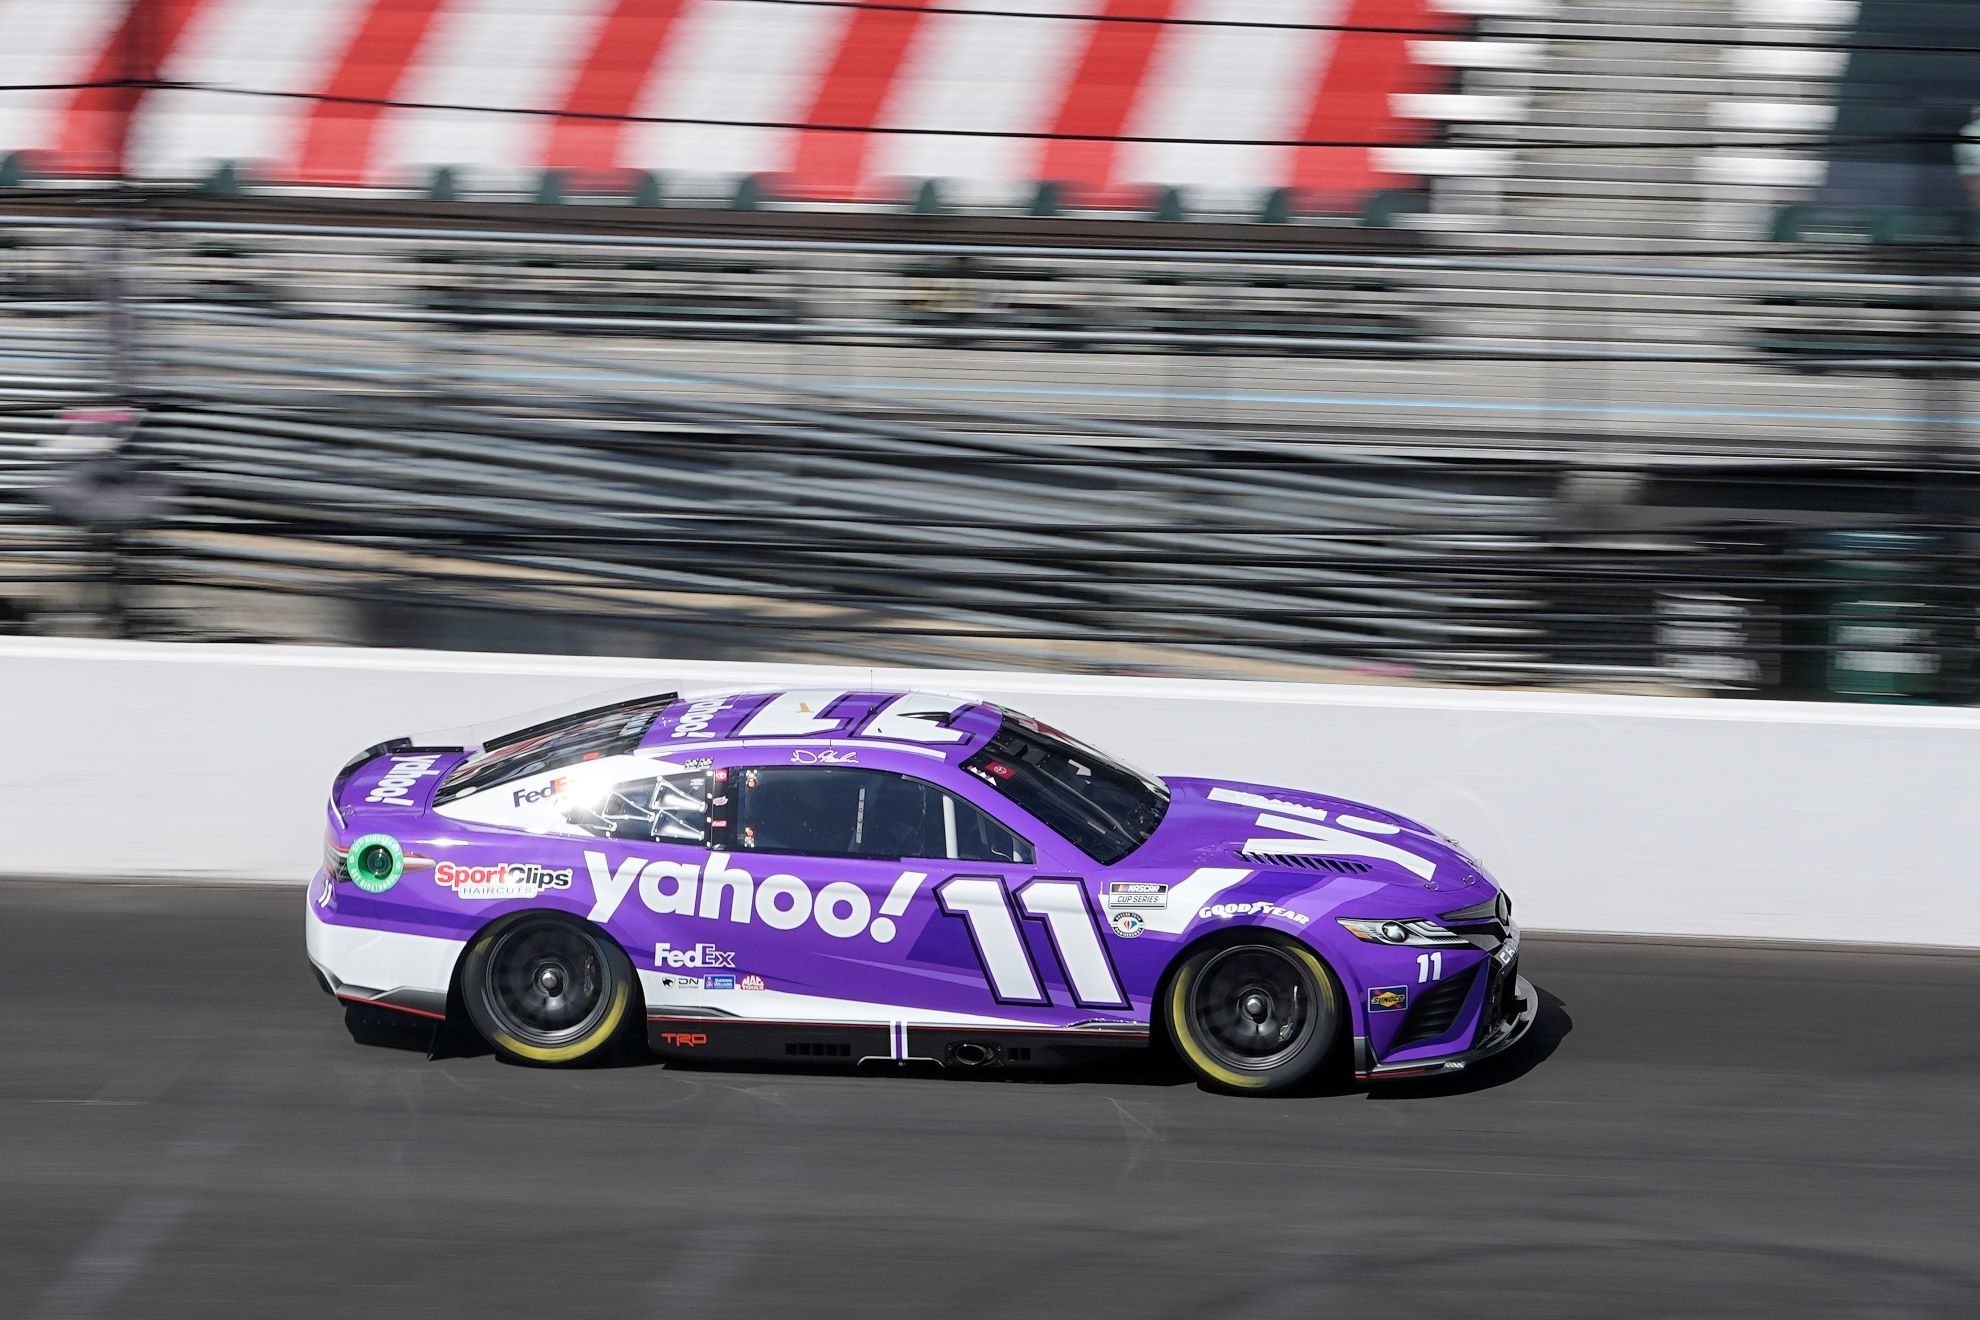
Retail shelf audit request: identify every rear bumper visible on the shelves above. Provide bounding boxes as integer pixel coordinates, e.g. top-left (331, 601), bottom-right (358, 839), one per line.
top-left (1355, 975), bottom-right (1537, 1080)
top-left (305, 880), bottom-right (462, 1020)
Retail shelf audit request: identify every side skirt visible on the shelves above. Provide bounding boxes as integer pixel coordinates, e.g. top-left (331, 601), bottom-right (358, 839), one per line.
top-left (645, 1015), bottom-right (1152, 1070)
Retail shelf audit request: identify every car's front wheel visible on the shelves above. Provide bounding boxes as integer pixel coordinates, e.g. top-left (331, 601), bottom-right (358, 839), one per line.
top-left (461, 914), bottom-right (635, 1066)
top-left (1166, 937), bottom-right (1341, 1094)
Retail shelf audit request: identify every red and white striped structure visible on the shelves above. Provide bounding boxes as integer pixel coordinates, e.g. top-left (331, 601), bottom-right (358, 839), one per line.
top-left (0, 0), bottom-right (1464, 210)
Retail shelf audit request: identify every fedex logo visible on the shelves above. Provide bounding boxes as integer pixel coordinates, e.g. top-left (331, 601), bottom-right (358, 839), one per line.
top-left (512, 778), bottom-right (568, 807)
top-left (655, 941), bottom-right (737, 970)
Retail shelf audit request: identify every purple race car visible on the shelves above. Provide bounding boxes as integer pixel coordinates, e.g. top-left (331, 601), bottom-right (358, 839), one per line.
top-left (306, 688), bottom-right (1535, 1094)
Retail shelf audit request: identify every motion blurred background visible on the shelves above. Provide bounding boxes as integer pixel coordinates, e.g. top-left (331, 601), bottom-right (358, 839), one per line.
top-left (0, 0), bottom-right (1975, 698)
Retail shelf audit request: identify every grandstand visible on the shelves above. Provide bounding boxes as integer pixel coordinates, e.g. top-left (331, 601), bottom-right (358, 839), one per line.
top-left (0, 1), bottom-right (1974, 695)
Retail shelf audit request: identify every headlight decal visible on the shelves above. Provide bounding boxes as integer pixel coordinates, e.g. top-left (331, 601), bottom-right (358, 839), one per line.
top-left (1337, 917), bottom-right (1472, 947)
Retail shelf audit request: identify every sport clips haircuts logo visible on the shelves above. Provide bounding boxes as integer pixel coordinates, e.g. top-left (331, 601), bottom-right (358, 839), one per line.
top-left (584, 850), bottom-right (922, 943)
top-left (435, 861), bottom-right (572, 901)
top-left (365, 754), bottom-right (444, 806)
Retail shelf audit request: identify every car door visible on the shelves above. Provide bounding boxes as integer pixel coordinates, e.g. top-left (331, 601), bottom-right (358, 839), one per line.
top-left (727, 763), bottom-right (1128, 1028)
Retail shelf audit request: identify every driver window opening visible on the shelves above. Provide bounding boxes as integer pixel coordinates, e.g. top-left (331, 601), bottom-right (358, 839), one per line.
top-left (736, 767), bottom-right (1032, 863)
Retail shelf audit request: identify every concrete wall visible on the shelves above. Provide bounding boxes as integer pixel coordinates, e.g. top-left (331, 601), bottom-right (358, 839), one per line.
top-left (4, 637), bottom-right (1976, 946)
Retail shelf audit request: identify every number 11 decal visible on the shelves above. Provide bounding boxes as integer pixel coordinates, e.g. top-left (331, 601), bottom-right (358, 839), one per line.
top-left (937, 876), bottom-right (1128, 1009)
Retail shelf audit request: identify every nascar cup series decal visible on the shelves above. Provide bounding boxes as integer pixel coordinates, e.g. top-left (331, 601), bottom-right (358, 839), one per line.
top-left (1106, 882), bottom-right (1167, 909)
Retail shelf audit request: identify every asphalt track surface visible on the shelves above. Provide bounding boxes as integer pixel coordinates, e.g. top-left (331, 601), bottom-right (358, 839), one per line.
top-left (4, 881), bottom-right (1978, 1319)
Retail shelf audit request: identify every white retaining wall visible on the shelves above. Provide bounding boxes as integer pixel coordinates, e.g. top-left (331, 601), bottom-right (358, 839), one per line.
top-left (3, 637), bottom-right (1977, 947)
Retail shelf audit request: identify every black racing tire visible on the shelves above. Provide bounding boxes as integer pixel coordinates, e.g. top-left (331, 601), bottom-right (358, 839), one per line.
top-left (1165, 936), bottom-right (1342, 1095)
top-left (461, 914), bottom-right (635, 1066)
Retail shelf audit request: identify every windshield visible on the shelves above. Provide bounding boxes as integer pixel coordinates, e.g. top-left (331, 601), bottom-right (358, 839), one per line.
top-left (433, 697), bottom-right (669, 806)
top-left (962, 714), bottom-right (1168, 864)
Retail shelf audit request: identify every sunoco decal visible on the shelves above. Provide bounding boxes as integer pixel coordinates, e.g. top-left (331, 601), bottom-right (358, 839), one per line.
top-left (1367, 985), bottom-right (1408, 1012)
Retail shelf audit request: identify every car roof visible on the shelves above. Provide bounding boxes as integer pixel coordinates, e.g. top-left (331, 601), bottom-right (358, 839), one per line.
top-left (636, 689), bottom-right (1007, 766)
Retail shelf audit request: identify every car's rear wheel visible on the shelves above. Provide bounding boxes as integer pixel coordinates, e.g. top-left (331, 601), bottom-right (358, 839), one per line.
top-left (1166, 937), bottom-right (1340, 1094)
top-left (461, 914), bottom-right (634, 1066)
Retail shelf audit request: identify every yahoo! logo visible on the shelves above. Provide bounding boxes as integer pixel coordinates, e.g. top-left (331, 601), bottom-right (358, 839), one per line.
top-left (584, 850), bottom-right (922, 943)
top-left (670, 696), bottom-right (729, 741)
top-left (365, 754), bottom-right (443, 806)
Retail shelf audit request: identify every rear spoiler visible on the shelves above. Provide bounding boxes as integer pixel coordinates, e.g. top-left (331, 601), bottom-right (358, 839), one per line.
top-left (329, 737), bottom-right (466, 826)
top-left (480, 691), bottom-right (679, 754)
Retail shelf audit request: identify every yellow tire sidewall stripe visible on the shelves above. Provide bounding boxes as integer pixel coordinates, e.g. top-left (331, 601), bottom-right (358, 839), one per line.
top-left (1168, 942), bottom-right (1337, 1091)
top-left (492, 978), bottom-right (629, 1064)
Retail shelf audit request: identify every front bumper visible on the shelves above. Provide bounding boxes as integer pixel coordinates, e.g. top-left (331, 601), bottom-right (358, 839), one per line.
top-left (1354, 975), bottom-right (1537, 1080)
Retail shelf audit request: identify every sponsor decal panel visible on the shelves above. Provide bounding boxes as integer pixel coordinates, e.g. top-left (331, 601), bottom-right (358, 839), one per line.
top-left (587, 850), bottom-right (924, 945)
top-left (1199, 901), bottom-right (1311, 926)
top-left (345, 834), bottom-right (405, 894)
top-left (704, 974), bottom-right (738, 991)
top-left (1109, 909), bottom-right (1145, 939)
top-left (654, 941), bottom-right (738, 970)
top-left (435, 861), bottom-right (573, 901)
top-left (739, 973), bottom-right (766, 991)
top-left (655, 974), bottom-right (703, 990)
top-left (670, 696), bottom-right (730, 741)
top-left (365, 755), bottom-right (443, 806)
top-left (1368, 985), bottom-right (1409, 1012)
top-left (659, 1031), bottom-right (709, 1048)
top-left (511, 778), bottom-right (568, 807)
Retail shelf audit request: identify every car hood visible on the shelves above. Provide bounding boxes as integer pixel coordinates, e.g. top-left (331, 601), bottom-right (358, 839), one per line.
top-left (1135, 777), bottom-right (1491, 900)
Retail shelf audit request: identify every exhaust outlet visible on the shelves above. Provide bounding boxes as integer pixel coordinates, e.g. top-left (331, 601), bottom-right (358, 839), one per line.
top-left (950, 1041), bottom-right (994, 1068)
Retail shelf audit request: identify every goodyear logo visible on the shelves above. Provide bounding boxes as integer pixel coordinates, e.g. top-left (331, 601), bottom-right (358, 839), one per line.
top-left (1367, 985), bottom-right (1408, 1013)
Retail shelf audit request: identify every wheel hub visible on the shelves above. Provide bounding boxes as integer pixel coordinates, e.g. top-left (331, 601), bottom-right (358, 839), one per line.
top-left (1188, 945), bottom-right (1330, 1074)
top-left (482, 922), bottom-right (613, 1049)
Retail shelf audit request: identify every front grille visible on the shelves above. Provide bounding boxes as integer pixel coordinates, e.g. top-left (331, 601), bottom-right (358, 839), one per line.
top-left (1390, 966), bottom-right (1479, 1049)
top-left (1234, 851), bottom-right (1372, 874)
